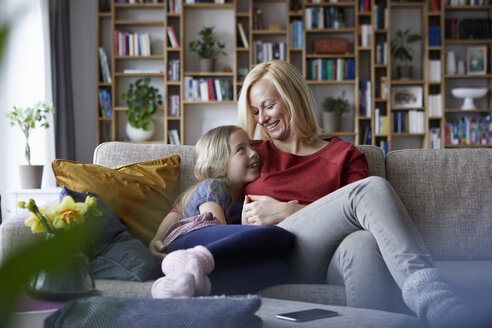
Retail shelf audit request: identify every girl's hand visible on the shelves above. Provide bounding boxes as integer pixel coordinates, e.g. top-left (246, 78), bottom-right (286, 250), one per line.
top-left (149, 238), bottom-right (167, 261)
top-left (242, 195), bottom-right (303, 225)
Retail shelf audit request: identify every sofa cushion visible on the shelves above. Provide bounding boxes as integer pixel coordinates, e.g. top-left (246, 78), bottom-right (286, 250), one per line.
top-left (61, 187), bottom-right (161, 282)
top-left (386, 149), bottom-right (492, 260)
top-left (52, 155), bottom-right (181, 245)
top-left (356, 145), bottom-right (385, 178)
top-left (93, 142), bottom-right (196, 193)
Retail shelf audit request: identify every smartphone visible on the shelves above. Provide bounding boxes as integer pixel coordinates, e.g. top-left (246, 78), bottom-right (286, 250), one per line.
top-left (275, 308), bottom-right (338, 322)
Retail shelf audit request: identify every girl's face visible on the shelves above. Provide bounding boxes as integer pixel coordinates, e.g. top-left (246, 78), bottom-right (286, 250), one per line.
top-left (226, 129), bottom-right (259, 187)
top-left (248, 78), bottom-right (292, 141)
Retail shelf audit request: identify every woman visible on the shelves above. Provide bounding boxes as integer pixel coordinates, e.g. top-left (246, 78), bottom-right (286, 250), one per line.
top-left (234, 60), bottom-right (476, 328)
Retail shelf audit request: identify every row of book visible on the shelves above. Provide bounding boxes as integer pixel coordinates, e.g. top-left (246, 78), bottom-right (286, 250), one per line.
top-left (184, 77), bottom-right (233, 102)
top-left (445, 19), bottom-right (492, 40)
top-left (428, 0), bottom-right (441, 12)
top-left (428, 94), bottom-right (443, 117)
top-left (445, 116), bottom-right (492, 145)
top-left (359, 0), bottom-right (371, 12)
top-left (393, 110), bottom-right (425, 133)
top-left (375, 42), bottom-right (388, 65)
top-left (290, 20), bottom-right (303, 49)
top-left (361, 126), bottom-right (372, 145)
top-left (253, 41), bottom-right (286, 64)
top-left (168, 129), bottom-right (181, 145)
top-left (428, 60), bottom-right (441, 83)
top-left (305, 7), bottom-right (347, 30)
top-left (379, 140), bottom-right (388, 155)
top-left (115, 0), bottom-right (162, 3)
top-left (360, 24), bottom-right (372, 47)
top-left (445, 0), bottom-right (492, 4)
top-left (373, 5), bottom-right (388, 30)
top-left (374, 109), bottom-right (390, 134)
top-left (168, 0), bottom-right (182, 13)
top-left (98, 47), bottom-right (112, 83)
top-left (113, 30), bottom-right (152, 56)
top-left (359, 80), bottom-right (372, 117)
top-left (429, 127), bottom-right (441, 149)
top-left (98, 89), bottom-right (113, 118)
top-left (167, 26), bottom-right (180, 48)
top-left (168, 95), bottom-right (180, 117)
top-left (168, 59), bottom-right (180, 82)
top-left (428, 26), bottom-right (441, 46)
top-left (252, 7), bottom-right (264, 30)
top-left (306, 58), bottom-right (355, 81)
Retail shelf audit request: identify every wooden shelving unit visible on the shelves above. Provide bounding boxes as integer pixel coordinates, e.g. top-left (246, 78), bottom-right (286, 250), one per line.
top-left (95, 0), bottom-right (491, 150)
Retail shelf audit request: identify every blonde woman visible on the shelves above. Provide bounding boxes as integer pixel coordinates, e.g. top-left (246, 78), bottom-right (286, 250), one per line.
top-left (151, 125), bottom-right (294, 298)
top-left (236, 60), bottom-right (479, 328)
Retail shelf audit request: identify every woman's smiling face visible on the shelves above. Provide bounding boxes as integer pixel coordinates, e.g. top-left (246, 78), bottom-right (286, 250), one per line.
top-left (248, 78), bottom-right (292, 141)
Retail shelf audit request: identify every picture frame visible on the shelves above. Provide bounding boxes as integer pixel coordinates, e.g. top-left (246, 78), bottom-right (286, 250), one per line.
top-left (467, 46), bottom-right (487, 75)
top-left (391, 86), bottom-right (423, 108)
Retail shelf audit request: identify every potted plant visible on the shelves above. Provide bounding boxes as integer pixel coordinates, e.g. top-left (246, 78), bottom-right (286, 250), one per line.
top-left (321, 93), bottom-right (350, 132)
top-left (391, 28), bottom-right (422, 80)
top-left (189, 26), bottom-right (226, 72)
top-left (122, 77), bottom-right (163, 142)
top-left (5, 102), bottom-right (55, 188)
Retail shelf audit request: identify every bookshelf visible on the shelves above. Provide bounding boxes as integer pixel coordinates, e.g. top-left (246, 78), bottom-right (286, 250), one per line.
top-left (95, 0), bottom-right (492, 150)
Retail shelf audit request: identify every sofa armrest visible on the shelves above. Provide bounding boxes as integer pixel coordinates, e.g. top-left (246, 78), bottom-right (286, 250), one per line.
top-left (0, 211), bottom-right (43, 264)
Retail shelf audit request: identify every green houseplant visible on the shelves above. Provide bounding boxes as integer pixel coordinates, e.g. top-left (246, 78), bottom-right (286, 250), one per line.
top-left (122, 77), bottom-right (163, 142)
top-left (391, 28), bottom-right (422, 80)
top-left (5, 102), bottom-right (55, 188)
top-left (189, 26), bottom-right (226, 72)
top-left (321, 93), bottom-right (350, 132)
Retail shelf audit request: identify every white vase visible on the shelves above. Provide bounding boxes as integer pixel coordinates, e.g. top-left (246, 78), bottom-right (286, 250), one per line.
top-left (126, 121), bottom-right (154, 142)
top-left (18, 165), bottom-right (44, 189)
top-left (457, 60), bottom-right (465, 75)
top-left (446, 51), bottom-right (456, 75)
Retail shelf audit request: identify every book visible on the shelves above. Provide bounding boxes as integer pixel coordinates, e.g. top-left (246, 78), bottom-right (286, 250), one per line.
top-left (98, 47), bottom-right (112, 83)
top-left (237, 23), bottom-right (249, 48)
top-left (167, 26), bottom-right (180, 48)
top-left (168, 129), bottom-right (180, 145)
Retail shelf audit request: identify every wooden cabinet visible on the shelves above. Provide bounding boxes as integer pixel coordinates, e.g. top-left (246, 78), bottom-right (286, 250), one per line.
top-left (95, 0), bottom-right (492, 150)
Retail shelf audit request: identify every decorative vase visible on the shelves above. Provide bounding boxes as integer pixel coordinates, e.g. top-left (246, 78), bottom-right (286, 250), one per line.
top-left (322, 111), bottom-right (341, 133)
top-left (199, 58), bottom-right (215, 72)
top-left (26, 234), bottom-right (96, 301)
top-left (397, 66), bottom-right (413, 80)
top-left (126, 121), bottom-right (154, 142)
top-left (446, 51), bottom-right (456, 75)
top-left (457, 60), bottom-right (465, 75)
top-left (18, 165), bottom-right (44, 189)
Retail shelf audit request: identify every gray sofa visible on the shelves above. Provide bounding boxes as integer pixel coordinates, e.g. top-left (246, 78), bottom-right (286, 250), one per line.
top-left (1, 142), bottom-right (491, 323)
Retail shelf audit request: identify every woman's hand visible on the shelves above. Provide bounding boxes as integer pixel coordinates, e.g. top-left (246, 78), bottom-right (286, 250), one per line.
top-left (149, 238), bottom-right (167, 261)
top-left (242, 195), bottom-right (303, 225)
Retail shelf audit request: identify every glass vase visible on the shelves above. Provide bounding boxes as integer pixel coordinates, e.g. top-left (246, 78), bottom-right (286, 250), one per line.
top-left (26, 233), bottom-right (96, 301)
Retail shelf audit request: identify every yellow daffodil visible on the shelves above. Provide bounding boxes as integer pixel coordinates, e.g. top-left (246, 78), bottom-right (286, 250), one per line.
top-left (21, 196), bottom-right (100, 234)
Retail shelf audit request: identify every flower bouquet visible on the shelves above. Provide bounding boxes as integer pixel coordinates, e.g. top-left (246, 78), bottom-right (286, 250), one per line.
top-left (18, 196), bottom-right (101, 301)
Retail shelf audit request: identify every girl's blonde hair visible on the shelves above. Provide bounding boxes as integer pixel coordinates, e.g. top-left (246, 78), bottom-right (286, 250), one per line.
top-left (178, 125), bottom-right (243, 217)
top-left (237, 60), bottom-right (319, 143)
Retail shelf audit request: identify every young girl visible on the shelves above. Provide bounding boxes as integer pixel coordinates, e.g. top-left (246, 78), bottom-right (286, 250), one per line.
top-left (151, 125), bottom-right (294, 298)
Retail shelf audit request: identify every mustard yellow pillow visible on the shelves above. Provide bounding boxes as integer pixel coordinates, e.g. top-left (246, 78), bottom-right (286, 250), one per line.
top-left (52, 155), bottom-right (180, 245)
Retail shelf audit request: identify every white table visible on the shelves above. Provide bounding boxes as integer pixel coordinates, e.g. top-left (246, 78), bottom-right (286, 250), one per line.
top-left (6, 188), bottom-right (62, 217)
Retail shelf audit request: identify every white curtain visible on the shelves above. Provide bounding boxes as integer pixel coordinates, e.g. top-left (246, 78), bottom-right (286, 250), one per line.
top-left (0, 0), bottom-right (54, 219)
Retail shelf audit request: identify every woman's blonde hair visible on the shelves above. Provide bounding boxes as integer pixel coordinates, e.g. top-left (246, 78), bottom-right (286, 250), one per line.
top-left (178, 125), bottom-right (243, 217)
top-left (237, 60), bottom-right (319, 142)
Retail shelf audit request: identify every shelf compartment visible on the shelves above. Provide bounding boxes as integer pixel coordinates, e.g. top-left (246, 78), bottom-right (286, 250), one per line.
top-left (114, 20), bottom-right (164, 25)
top-left (252, 29), bottom-right (287, 35)
top-left (114, 55), bottom-right (165, 60)
top-left (391, 80), bottom-right (425, 85)
top-left (183, 3), bottom-right (235, 9)
top-left (307, 80), bottom-right (356, 85)
top-left (445, 74), bottom-right (492, 79)
top-left (184, 72), bottom-right (234, 77)
top-left (306, 27), bottom-right (356, 33)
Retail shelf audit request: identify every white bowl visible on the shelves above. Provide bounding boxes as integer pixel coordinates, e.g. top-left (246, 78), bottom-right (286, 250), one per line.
top-left (451, 88), bottom-right (488, 110)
